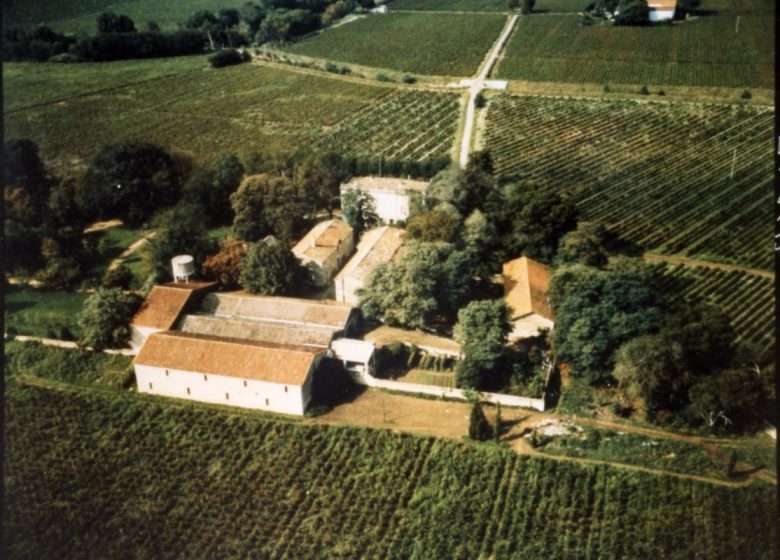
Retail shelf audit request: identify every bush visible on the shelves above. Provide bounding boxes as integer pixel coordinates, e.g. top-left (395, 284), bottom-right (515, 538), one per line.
top-left (338, 66), bottom-right (351, 75)
top-left (741, 89), bottom-right (752, 100)
top-left (375, 73), bottom-right (394, 82)
top-left (639, 85), bottom-right (650, 95)
top-left (402, 74), bottom-right (416, 84)
top-left (324, 61), bottom-right (339, 73)
top-left (209, 48), bottom-right (245, 68)
top-left (657, 89), bottom-right (665, 96)
top-left (468, 401), bottom-right (492, 441)
top-left (603, 84), bottom-right (610, 93)
top-left (102, 264), bottom-right (134, 289)
top-left (474, 92), bottom-right (486, 109)
top-left (48, 53), bottom-right (84, 63)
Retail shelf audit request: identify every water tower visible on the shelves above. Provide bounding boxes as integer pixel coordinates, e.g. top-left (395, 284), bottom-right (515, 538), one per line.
top-left (171, 255), bottom-right (195, 283)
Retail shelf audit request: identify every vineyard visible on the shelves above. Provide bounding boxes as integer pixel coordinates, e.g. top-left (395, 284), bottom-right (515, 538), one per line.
top-left (284, 12), bottom-right (507, 77)
top-left (2, 381), bottom-right (776, 559)
top-left (3, 58), bottom-right (391, 170)
top-left (388, 0), bottom-right (507, 11)
top-left (651, 262), bottom-right (774, 354)
top-left (483, 95), bottom-right (773, 270)
top-left (313, 89), bottom-right (461, 163)
top-left (495, 12), bottom-right (774, 88)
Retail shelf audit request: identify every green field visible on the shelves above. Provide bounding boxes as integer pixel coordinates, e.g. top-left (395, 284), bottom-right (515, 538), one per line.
top-left (285, 12), bottom-right (507, 77)
top-left (388, 0), bottom-right (508, 11)
top-left (653, 263), bottom-right (774, 354)
top-left (483, 95), bottom-right (773, 270)
top-left (83, 227), bottom-right (145, 281)
top-left (4, 56), bottom-right (391, 170)
top-left (313, 89), bottom-right (461, 162)
top-left (495, 10), bottom-right (774, 88)
top-left (5, 287), bottom-right (88, 340)
top-left (5, 380), bottom-right (777, 559)
top-left (2, 0), bottom-right (239, 34)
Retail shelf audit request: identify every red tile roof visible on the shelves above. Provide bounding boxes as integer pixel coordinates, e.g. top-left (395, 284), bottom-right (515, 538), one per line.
top-left (502, 257), bottom-right (554, 321)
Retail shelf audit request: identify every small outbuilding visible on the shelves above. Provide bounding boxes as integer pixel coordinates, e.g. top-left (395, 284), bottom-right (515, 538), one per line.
top-left (340, 177), bottom-right (428, 224)
top-left (292, 219), bottom-right (354, 287)
top-left (647, 0), bottom-right (677, 21)
top-left (334, 225), bottom-right (404, 305)
top-left (502, 256), bottom-right (555, 341)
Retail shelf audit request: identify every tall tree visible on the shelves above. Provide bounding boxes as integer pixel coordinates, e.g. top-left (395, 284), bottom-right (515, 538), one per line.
top-left (454, 300), bottom-right (511, 390)
top-left (230, 173), bottom-right (306, 242)
top-left (239, 241), bottom-right (308, 295)
top-left (341, 189), bottom-right (379, 239)
top-left (77, 288), bottom-right (140, 350)
top-left (202, 237), bottom-right (249, 289)
top-left (468, 400), bottom-right (492, 441)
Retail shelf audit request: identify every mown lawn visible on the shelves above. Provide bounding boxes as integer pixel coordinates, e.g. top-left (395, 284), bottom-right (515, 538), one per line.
top-left (4, 57), bottom-right (392, 170)
top-left (285, 12), bottom-right (507, 76)
top-left (5, 286), bottom-right (88, 340)
top-left (82, 227), bottom-right (145, 282)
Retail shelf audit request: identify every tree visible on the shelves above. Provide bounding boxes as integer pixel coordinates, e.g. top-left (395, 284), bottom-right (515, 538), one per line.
top-left (202, 237), bottom-right (249, 289)
top-left (142, 203), bottom-right (217, 282)
top-left (550, 265), bottom-right (664, 383)
top-left (556, 222), bottom-right (616, 268)
top-left (77, 288), bottom-right (140, 350)
top-left (341, 189), bottom-right (379, 238)
top-left (181, 154), bottom-right (243, 226)
top-left (239, 241), bottom-right (308, 295)
top-left (614, 0), bottom-right (649, 25)
top-left (487, 180), bottom-right (577, 264)
top-left (242, 2), bottom-right (267, 34)
top-left (4, 138), bottom-right (52, 223)
top-left (102, 264), bottom-right (134, 289)
top-left (97, 12), bottom-right (136, 34)
top-left (520, 0), bottom-right (536, 14)
top-left (688, 367), bottom-right (765, 430)
top-left (453, 151), bottom-right (494, 215)
top-left (79, 142), bottom-right (183, 225)
top-left (425, 166), bottom-right (464, 207)
top-left (454, 300), bottom-right (511, 390)
top-left (405, 204), bottom-right (461, 243)
top-left (494, 402), bottom-right (502, 441)
top-left (35, 237), bottom-right (82, 289)
top-left (230, 174), bottom-right (307, 242)
top-left (468, 400), bottom-right (492, 441)
top-left (295, 152), bottom-right (346, 216)
top-left (462, 209), bottom-right (497, 276)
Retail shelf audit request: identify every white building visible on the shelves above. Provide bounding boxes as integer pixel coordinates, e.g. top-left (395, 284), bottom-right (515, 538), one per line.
top-left (334, 225), bottom-right (404, 305)
top-left (648, 0), bottom-right (677, 21)
top-left (129, 281), bottom-right (216, 351)
top-left (134, 331), bottom-right (322, 416)
top-left (340, 177), bottom-right (428, 224)
top-left (503, 257), bottom-right (555, 341)
top-left (331, 338), bottom-right (376, 379)
top-left (292, 219), bottom-right (354, 287)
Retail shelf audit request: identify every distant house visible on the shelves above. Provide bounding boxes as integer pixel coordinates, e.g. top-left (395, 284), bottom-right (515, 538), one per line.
top-left (334, 225), bottom-right (404, 305)
top-left (134, 331), bottom-right (322, 416)
top-left (647, 0), bottom-right (677, 21)
top-left (502, 257), bottom-right (554, 341)
top-left (369, 4), bottom-right (388, 13)
top-left (293, 219), bottom-right (354, 287)
top-left (132, 288), bottom-right (360, 415)
top-left (340, 177), bottom-right (428, 224)
top-left (129, 281), bottom-right (216, 351)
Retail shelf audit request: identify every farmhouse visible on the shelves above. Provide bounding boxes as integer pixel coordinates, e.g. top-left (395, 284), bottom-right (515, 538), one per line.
top-left (134, 331), bottom-right (322, 416)
top-left (502, 256), bottom-right (554, 340)
top-left (129, 281), bottom-right (216, 351)
top-left (647, 0), bottom-right (677, 22)
top-left (293, 219), bottom-right (354, 287)
top-left (334, 225), bottom-right (404, 305)
top-left (340, 176), bottom-right (428, 224)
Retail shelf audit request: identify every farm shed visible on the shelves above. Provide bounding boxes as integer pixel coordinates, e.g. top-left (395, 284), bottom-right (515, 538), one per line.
top-left (334, 226), bottom-right (404, 305)
top-left (502, 257), bottom-right (554, 340)
top-left (340, 177), bottom-right (428, 224)
top-left (331, 338), bottom-right (376, 379)
top-left (647, 0), bottom-right (677, 22)
top-left (134, 331), bottom-right (322, 416)
top-left (293, 219), bottom-right (354, 287)
top-left (129, 281), bottom-right (216, 351)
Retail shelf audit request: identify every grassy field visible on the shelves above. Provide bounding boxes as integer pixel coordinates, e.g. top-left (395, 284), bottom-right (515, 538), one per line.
top-left (2, 0), bottom-right (239, 34)
top-left (5, 287), bottom-right (88, 340)
top-left (313, 89), bottom-right (461, 162)
top-left (285, 12), bottom-right (507, 77)
top-left (652, 263), bottom-right (774, 354)
top-left (495, 8), bottom-right (774, 88)
top-left (4, 56), bottom-right (392, 170)
top-left (83, 227), bottom-right (145, 281)
top-left (5, 379), bottom-right (777, 559)
top-left (483, 94), bottom-right (773, 270)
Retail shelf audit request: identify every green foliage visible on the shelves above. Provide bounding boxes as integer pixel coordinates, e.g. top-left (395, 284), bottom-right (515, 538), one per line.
top-left (341, 189), bottom-right (379, 238)
top-left (208, 48), bottom-right (247, 68)
top-left (79, 141), bottom-right (184, 225)
top-left (77, 288), bottom-right (140, 350)
top-left (405, 204), bottom-right (461, 243)
top-left (97, 12), bottom-right (137, 34)
top-left (555, 222), bottom-right (617, 268)
top-left (5, 287), bottom-right (88, 340)
top-left (4, 381), bottom-right (777, 559)
top-left (614, 0), bottom-right (649, 26)
top-left (230, 173), bottom-right (308, 242)
top-left (688, 367), bottom-right (766, 431)
top-left (101, 264), bottom-right (134, 290)
top-left (468, 400), bottom-right (492, 441)
top-left (181, 154), bottom-right (244, 226)
top-left (239, 241), bottom-right (308, 295)
top-left (401, 74), bottom-right (416, 84)
top-left (454, 299), bottom-right (511, 348)
top-left (550, 264), bottom-right (664, 383)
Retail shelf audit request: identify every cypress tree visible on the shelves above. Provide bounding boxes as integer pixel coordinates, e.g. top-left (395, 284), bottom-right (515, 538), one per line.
top-left (468, 401), bottom-right (491, 441)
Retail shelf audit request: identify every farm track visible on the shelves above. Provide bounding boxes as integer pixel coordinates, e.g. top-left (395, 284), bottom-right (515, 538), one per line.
top-left (643, 253), bottom-right (773, 278)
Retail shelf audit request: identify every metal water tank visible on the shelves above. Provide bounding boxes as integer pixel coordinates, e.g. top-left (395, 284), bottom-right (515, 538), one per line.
top-left (171, 255), bottom-right (195, 282)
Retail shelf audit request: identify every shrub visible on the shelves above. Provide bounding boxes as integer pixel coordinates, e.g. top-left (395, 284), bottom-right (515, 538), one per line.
top-left (102, 264), bottom-right (134, 289)
top-left (376, 73), bottom-right (394, 82)
top-left (639, 85), bottom-right (650, 95)
top-left (48, 53), bottom-right (84, 63)
top-left (468, 401), bottom-right (492, 441)
top-left (338, 66), bottom-right (351, 75)
top-left (324, 61), bottom-right (339, 73)
top-left (474, 92), bottom-right (486, 108)
top-left (402, 75), bottom-right (416, 84)
top-left (603, 84), bottom-right (611, 93)
top-left (657, 89), bottom-right (665, 96)
top-left (208, 48), bottom-right (245, 68)
top-left (740, 89), bottom-right (752, 100)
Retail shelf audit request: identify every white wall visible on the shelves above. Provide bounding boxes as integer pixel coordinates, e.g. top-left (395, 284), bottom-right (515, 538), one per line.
top-left (334, 274), bottom-right (363, 305)
top-left (649, 9), bottom-right (674, 21)
top-left (130, 326), bottom-right (162, 352)
top-left (303, 235), bottom-right (355, 287)
top-left (135, 364), bottom-right (311, 416)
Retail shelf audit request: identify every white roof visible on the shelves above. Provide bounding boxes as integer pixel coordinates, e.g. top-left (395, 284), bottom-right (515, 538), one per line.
top-left (341, 176), bottom-right (428, 194)
top-left (331, 338), bottom-right (375, 363)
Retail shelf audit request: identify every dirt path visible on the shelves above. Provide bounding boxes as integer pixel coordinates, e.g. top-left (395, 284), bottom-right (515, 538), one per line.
top-left (83, 219), bottom-right (123, 234)
top-left (107, 232), bottom-right (155, 272)
top-left (643, 253), bottom-right (773, 278)
top-left (9, 334), bottom-right (136, 356)
top-left (308, 389), bottom-right (776, 487)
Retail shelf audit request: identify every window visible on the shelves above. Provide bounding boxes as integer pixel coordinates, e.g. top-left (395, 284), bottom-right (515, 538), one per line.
top-left (243, 380), bottom-right (247, 387)
top-left (226, 393), bottom-right (229, 401)
top-left (165, 369), bottom-right (169, 376)
top-left (149, 382), bottom-right (153, 390)
top-left (204, 374), bottom-right (208, 381)
top-left (186, 387), bottom-right (191, 395)
top-left (265, 398), bottom-right (269, 406)
top-left (284, 386), bottom-right (288, 393)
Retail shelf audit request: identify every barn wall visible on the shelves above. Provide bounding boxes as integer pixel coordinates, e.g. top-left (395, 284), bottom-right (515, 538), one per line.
top-left (135, 364), bottom-right (310, 415)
